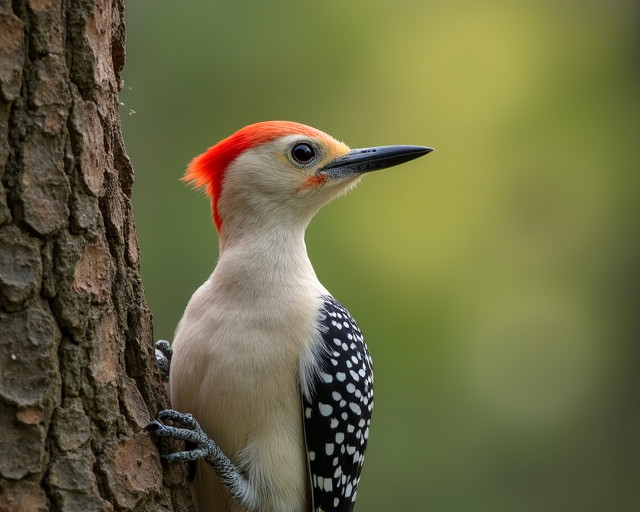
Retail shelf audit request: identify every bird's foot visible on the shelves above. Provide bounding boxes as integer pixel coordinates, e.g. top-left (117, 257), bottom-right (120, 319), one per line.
top-left (146, 410), bottom-right (258, 510)
top-left (154, 340), bottom-right (173, 382)
top-left (145, 409), bottom-right (214, 463)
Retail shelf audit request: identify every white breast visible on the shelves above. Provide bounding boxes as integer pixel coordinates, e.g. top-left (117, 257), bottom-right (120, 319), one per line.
top-left (170, 238), bottom-right (327, 512)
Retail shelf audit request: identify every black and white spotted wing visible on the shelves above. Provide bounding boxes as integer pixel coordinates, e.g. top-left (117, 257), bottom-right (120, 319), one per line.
top-left (302, 295), bottom-right (374, 512)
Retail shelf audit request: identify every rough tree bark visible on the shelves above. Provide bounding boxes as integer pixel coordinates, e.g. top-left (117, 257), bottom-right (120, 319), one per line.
top-left (0, 0), bottom-right (192, 510)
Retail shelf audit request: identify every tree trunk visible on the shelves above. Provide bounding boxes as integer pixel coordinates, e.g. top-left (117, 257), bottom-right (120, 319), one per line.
top-left (0, 0), bottom-right (192, 510)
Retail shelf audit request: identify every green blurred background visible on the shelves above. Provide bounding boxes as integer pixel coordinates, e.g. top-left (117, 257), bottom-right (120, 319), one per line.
top-left (121, 1), bottom-right (640, 510)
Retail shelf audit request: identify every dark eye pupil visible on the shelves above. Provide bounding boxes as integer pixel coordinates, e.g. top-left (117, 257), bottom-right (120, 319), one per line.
top-left (292, 143), bottom-right (315, 164)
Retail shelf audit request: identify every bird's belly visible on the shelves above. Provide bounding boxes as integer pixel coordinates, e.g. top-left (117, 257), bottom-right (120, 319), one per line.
top-left (171, 318), bottom-right (313, 511)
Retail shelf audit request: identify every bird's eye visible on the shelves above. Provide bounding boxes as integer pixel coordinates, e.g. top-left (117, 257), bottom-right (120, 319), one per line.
top-left (291, 143), bottom-right (315, 164)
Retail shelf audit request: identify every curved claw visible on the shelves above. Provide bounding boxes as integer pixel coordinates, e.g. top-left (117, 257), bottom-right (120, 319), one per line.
top-left (144, 419), bottom-right (165, 434)
top-left (156, 340), bottom-right (173, 359)
top-left (157, 409), bottom-right (198, 428)
top-left (145, 410), bottom-right (209, 447)
top-left (155, 340), bottom-right (173, 382)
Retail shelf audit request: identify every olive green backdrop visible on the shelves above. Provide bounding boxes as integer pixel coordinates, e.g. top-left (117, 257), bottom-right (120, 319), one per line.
top-left (121, 1), bottom-right (639, 510)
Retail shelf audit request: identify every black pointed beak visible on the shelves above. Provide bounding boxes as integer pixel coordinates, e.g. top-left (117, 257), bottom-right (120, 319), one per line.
top-left (317, 145), bottom-right (433, 179)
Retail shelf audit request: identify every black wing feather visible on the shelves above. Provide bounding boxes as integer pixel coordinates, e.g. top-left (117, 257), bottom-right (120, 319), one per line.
top-left (302, 296), bottom-right (374, 512)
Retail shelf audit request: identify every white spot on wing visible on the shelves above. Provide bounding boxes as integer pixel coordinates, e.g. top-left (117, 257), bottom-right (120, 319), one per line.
top-left (319, 403), bottom-right (333, 416)
top-left (321, 372), bottom-right (333, 383)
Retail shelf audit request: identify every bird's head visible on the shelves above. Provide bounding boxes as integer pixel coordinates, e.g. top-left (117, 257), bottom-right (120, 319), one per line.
top-left (184, 121), bottom-right (432, 238)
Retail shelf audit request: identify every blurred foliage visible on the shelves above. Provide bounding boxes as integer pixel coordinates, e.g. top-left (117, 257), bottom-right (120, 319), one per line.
top-left (121, 0), bottom-right (640, 510)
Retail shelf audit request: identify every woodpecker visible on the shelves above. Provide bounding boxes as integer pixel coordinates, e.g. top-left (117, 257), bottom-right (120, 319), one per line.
top-left (147, 121), bottom-right (432, 512)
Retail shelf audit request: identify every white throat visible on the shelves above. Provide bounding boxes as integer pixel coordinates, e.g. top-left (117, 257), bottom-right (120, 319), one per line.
top-left (214, 222), bottom-right (326, 305)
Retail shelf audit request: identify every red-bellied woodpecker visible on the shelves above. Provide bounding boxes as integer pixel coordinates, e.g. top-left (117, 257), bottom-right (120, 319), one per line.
top-left (147, 121), bottom-right (432, 512)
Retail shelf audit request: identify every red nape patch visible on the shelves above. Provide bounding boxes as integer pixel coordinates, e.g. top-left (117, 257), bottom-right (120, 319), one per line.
top-left (183, 121), bottom-right (325, 231)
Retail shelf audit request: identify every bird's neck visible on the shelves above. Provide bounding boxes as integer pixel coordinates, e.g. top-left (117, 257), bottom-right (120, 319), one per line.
top-left (214, 224), bottom-right (322, 295)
